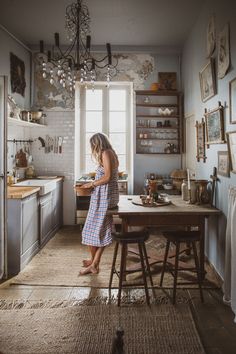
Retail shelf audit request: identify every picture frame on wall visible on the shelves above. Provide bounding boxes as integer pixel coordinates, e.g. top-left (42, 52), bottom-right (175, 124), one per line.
top-left (195, 119), bottom-right (207, 162)
top-left (206, 14), bottom-right (216, 58)
top-left (218, 23), bottom-right (230, 79)
top-left (229, 77), bottom-right (236, 124)
top-left (10, 52), bottom-right (26, 97)
top-left (199, 59), bottom-right (216, 102)
top-left (226, 131), bottom-right (236, 173)
top-left (217, 151), bottom-right (230, 177)
top-left (204, 103), bottom-right (225, 146)
top-left (158, 72), bottom-right (177, 91)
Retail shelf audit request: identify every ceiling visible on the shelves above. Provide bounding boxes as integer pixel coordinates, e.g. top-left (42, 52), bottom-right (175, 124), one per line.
top-left (0, 0), bottom-right (205, 50)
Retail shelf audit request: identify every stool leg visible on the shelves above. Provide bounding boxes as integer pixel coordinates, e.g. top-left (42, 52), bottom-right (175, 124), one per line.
top-left (192, 241), bottom-right (204, 303)
top-left (173, 242), bottom-right (180, 305)
top-left (109, 241), bottom-right (119, 293)
top-left (160, 240), bottom-right (170, 287)
top-left (117, 243), bottom-right (126, 306)
top-left (142, 242), bottom-right (154, 287)
top-left (138, 243), bottom-right (150, 305)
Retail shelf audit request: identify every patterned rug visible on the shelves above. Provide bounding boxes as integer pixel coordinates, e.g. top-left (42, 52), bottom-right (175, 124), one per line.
top-left (0, 303), bottom-right (205, 354)
top-left (10, 226), bottom-right (220, 288)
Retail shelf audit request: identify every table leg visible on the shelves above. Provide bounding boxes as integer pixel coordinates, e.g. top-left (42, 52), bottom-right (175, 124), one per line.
top-left (199, 217), bottom-right (206, 281)
top-left (121, 219), bottom-right (128, 281)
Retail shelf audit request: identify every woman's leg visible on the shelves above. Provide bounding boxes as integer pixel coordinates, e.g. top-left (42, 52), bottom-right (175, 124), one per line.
top-left (80, 247), bottom-right (105, 275)
top-left (83, 246), bottom-right (98, 267)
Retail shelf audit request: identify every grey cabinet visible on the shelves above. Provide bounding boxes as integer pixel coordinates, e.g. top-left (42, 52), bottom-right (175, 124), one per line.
top-left (7, 193), bottom-right (39, 276)
top-left (39, 180), bottom-right (63, 247)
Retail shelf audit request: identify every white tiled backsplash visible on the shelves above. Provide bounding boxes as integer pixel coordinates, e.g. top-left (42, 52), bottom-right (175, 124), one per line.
top-left (8, 110), bottom-right (76, 225)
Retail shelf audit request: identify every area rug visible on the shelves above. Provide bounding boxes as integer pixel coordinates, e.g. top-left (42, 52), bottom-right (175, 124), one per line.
top-left (0, 303), bottom-right (205, 354)
top-left (11, 226), bottom-right (220, 288)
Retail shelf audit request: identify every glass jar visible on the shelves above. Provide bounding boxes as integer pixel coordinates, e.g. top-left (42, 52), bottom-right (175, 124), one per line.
top-left (181, 180), bottom-right (189, 201)
top-left (190, 180), bottom-right (197, 204)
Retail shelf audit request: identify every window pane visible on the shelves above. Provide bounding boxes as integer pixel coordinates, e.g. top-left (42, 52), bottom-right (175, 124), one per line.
top-left (109, 90), bottom-right (126, 111)
top-left (117, 155), bottom-right (126, 172)
top-left (86, 89), bottom-right (102, 110)
top-left (85, 133), bottom-right (94, 154)
top-left (86, 111), bottom-right (102, 132)
top-left (109, 112), bottom-right (126, 132)
top-left (85, 155), bottom-right (97, 173)
top-left (109, 133), bottom-right (126, 154)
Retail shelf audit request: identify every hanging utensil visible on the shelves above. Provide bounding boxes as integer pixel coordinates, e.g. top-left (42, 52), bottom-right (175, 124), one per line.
top-left (58, 136), bottom-right (63, 154)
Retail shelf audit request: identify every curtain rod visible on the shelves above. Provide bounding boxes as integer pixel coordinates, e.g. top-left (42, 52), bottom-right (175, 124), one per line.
top-left (0, 24), bottom-right (32, 53)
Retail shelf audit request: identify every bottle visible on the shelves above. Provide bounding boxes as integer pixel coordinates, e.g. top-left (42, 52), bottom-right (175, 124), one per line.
top-left (181, 180), bottom-right (189, 201)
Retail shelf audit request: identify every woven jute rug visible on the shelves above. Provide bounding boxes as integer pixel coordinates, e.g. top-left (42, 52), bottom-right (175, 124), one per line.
top-left (11, 226), bottom-right (219, 288)
top-left (0, 303), bottom-right (205, 354)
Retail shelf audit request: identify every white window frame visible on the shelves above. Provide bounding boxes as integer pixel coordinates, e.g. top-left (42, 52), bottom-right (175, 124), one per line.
top-left (74, 81), bottom-right (133, 193)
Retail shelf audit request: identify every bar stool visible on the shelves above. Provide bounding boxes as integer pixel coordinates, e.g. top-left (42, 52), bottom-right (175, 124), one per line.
top-left (109, 230), bottom-right (153, 306)
top-left (160, 230), bottom-right (204, 304)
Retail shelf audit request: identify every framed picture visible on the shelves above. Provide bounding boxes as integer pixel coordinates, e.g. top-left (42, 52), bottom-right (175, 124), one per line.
top-left (218, 23), bottom-right (230, 79)
top-left (229, 77), bottom-right (236, 124)
top-left (158, 72), bottom-right (177, 91)
top-left (204, 103), bottom-right (225, 145)
top-left (199, 59), bottom-right (216, 102)
top-left (195, 119), bottom-right (207, 162)
top-left (10, 52), bottom-right (26, 97)
top-left (206, 15), bottom-right (216, 58)
top-left (226, 131), bottom-right (236, 173)
top-left (217, 151), bottom-right (230, 177)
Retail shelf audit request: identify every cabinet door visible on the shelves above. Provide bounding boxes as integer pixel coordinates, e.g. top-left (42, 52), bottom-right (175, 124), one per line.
top-left (52, 181), bottom-right (63, 230)
top-left (22, 194), bottom-right (39, 255)
top-left (39, 193), bottom-right (52, 246)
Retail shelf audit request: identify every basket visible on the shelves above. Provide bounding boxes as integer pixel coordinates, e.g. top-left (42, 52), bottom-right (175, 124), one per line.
top-left (75, 184), bottom-right (91, 196)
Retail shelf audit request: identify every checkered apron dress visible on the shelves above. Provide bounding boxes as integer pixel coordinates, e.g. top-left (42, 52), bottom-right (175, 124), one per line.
top-left (82, 165), bottom-right (119, 247)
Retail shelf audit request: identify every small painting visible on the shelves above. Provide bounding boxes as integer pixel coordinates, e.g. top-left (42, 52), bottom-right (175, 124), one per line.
top-left (229, 77), bottom-right (236, 124)
top-left (226, 130), bottom-right (236, 173)
top-left (10, 52), bottom-right (26, 97)
top-left (218, 23), bottom-right (230, 79)
top-left (199, 59), bottom-right (216, 102)
top-left (196, 119), bottom-right (207, 162)
top-left (206, 15), bottom-right (216, 58)
top-left (204, 103), bottom-right (225, 145)
top-left (158, 72), bottom-right (177, 91)
top-left (217, 151), bottom-right (229, 177)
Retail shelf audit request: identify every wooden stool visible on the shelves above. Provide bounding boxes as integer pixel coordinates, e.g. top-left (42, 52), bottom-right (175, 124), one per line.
top-left (160, 231), bottom-right (204, 304)
top-left (109, 230), bottom-right (153, 306)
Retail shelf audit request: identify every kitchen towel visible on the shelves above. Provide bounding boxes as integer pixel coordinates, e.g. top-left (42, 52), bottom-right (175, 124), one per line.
top-left (223, 186), bottom-right (236, 322)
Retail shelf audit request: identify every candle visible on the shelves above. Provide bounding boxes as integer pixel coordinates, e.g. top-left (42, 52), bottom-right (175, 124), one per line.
top-left (187, 169), bottom-right (190, 190)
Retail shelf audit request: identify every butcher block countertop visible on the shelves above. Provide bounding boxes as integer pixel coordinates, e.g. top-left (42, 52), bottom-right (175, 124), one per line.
top-left (7, 186), bottom-right (40, 199)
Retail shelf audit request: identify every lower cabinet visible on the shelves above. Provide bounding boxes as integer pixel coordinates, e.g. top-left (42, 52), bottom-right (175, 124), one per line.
top-left (39, 180), bottom-right (63, 247)
top-left (7, 193), bottom-right (39, 276)
top-left (7, 179), bottom-right (63, 276)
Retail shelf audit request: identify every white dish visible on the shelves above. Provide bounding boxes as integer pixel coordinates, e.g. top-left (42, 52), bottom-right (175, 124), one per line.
top-left (163, 184), bottom-right (173, 190)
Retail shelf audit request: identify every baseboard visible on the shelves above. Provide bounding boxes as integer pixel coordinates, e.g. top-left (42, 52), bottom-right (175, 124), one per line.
top-left (205, 256), bottom-right (223, 288)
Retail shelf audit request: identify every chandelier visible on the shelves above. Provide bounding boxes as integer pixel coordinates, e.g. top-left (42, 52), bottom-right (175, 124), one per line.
top-left (38, 0), bottom-right (118, 91)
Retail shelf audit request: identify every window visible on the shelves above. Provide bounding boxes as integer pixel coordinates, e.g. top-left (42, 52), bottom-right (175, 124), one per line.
top-left (76, 82), bottom-right (133, 177)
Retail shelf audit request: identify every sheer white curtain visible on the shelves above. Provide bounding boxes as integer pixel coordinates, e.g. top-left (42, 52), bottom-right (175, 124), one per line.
top-left (223, 186), bottom-right (236, 322)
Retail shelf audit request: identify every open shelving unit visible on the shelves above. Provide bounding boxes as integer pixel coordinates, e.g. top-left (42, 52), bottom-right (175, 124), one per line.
top-left (135, 90), bottom-right (183, 154)
top-left (8, 117), bottom-right (46, 128)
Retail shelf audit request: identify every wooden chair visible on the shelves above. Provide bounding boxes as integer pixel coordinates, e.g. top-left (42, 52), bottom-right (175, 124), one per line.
top-left (160, 230), bottom-right (204, 304)
top-left (109, 230), bottom-right (153, 306)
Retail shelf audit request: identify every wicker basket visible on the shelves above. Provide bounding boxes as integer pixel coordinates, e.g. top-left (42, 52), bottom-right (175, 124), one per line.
top-left (75, 184), bottom-right (91, 196)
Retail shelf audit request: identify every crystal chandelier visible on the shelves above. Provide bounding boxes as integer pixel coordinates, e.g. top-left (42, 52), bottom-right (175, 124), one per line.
top-left (38, 0), bottom-right (118, 91)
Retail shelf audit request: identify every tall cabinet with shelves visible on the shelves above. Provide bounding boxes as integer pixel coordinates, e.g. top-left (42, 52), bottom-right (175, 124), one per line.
top-left (135, 90), bottom-right (183, 154)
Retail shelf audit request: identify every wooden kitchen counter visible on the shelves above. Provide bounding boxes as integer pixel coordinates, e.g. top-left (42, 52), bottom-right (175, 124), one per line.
top-left (7, 186), bottom-right (40, 199)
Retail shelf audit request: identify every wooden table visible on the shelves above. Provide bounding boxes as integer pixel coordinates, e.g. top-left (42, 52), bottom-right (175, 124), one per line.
top-left (110, 195), bottom-right (221, 279)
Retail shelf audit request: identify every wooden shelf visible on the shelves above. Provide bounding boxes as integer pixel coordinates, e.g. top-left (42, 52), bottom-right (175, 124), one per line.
top-left (136, 103), bottom-right (178, 107)
top-left (137, 126), bottom-right (178, 130)
top-left (136, 90), bottom-right (181, 96)
top-left (8, 117), bottom-right (46, 128)
top-left (137, 138), bottom-right (178, 141)
top-left (135, 90), bottom-right (183, 155)
top-left (136, 115), bottom-right (179, 118)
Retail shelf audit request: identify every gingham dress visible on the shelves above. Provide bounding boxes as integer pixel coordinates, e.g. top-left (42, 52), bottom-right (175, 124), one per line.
top-left (82, 165), bottom-right (119, 247)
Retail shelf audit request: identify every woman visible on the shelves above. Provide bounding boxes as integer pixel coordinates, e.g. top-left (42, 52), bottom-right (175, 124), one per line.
top-left (78, 133), bottom-right (119, 275)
